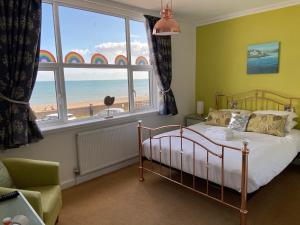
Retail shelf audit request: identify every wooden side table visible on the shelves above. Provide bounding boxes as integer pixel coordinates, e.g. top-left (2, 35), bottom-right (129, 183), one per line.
top-left (185, 114), bottom-right (206, 126)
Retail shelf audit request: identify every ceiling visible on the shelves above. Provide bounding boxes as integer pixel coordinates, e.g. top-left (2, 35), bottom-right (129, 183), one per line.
top-left (107, 0), bottom-right (299, 22)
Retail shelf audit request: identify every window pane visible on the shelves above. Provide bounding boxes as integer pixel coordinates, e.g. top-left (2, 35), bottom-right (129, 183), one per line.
top-left (31, 71), bottom-right (58, 121)
top-left (133, 71), bottom-right (151, 110)
top-left (130, 20), bottom-right (150, 65)
top-left (59, 6), bottom-right (127, 65)
top-left (40, 3), bottom-right (57, 63)
top-left (64, 68), bottom-right (129, 120)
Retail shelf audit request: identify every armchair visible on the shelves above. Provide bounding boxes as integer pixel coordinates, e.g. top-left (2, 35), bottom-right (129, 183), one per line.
top-left (0, 158), bottom-right (62, 225)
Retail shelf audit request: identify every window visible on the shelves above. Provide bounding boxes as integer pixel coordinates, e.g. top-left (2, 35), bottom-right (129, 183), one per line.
top-left (30, 71), bottom-right (58, 120)
top-left (37, 2), bottom-right (156, 124)
top-left (34, 3), bottom-right (59, 121)
top-left (59, 6), bottom-right (127, 64)
top-left (133, 71), bottom-right (151, 110)
top-left (64, 68), bottom-right (129, 119)
top-left (40, 3), bottom-right (57, 62)
top-left (130, 20), bottom-right (149, 65)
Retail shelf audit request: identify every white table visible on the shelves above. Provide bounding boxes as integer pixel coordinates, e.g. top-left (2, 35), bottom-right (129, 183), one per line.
top-left (0, 191), bottom-right (45, 225)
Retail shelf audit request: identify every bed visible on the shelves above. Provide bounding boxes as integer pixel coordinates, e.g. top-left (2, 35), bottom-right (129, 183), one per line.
top-left (137, 90), bottom-right (300, 225)
top-left (142, 123), bottom-right (300, 193)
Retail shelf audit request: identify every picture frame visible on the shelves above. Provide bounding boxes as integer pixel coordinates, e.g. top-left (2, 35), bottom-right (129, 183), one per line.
top-left (247, 41), bottom-right (280, 74)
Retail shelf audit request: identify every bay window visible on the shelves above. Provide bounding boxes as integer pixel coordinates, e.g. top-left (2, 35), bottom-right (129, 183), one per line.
top-left (34, 1), bottom-right (156, 124)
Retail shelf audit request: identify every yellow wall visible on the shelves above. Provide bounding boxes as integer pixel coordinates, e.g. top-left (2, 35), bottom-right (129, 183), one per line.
top-left (196, 5), bottom-right (300, 113)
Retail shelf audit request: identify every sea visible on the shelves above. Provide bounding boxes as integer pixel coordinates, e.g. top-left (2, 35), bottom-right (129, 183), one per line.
top-left (30, 79), bottom-right (149, 105)
top-left (247, 54), bottom-right (279, 74)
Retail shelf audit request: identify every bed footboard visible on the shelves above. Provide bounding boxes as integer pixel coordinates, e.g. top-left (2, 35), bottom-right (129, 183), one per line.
top-left (137, 120), bottom-right (249, 225)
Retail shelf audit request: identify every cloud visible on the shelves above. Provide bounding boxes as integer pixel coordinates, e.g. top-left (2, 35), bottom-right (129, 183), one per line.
top-left (72, 48), bottom-right (91, 56)
top-left (94, 41), bottom-right (149, 63)
top-left (70, 41), bottom-right (149, 64)
top-left (94, 42), bottom-right (127, 63)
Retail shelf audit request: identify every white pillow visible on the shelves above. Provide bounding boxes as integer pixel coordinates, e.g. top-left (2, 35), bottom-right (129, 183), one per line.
top-left (286, 120), bottom-right (298, 132)
top-left (253, 110), bottom-right (298, 132)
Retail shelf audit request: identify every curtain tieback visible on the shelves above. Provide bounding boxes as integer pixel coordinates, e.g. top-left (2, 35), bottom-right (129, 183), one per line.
top-left (0, 92), bottom-right (37, 121)
top-left (160, 87), bottom-right (171, 95)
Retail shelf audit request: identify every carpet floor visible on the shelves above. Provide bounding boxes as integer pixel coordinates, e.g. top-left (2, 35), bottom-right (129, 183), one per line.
top-left (57, 163), bottom-right (300, 225)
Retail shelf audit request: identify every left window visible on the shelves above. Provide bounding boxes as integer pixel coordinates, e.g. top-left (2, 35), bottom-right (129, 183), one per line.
top-left (35, 2), bottom-right (156, 124)
top-left (31, 3), bottom-right (59, 121)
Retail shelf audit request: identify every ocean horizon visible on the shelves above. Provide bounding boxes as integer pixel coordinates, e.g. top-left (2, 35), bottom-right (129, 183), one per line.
top-left (31, 79), bottom-right (149, 105)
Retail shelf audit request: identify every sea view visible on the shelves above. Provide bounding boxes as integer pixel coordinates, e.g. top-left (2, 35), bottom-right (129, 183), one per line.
top-left (31, 79), bottom-right (150, 119)
top-left (31, 79), bottom-right (149, 105)
top-left (247, 54), bottom-right (279, 74)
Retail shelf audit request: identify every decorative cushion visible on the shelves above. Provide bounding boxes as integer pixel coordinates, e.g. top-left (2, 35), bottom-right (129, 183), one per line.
top-left (228, 113), bottom-right (250, 132)
top-left (0, 161), bottom-right (14, 188)
top-left (206, 110), bottom-right (232, 127)
top-left (253, 110), bottom-right (298, 133)
top-left (246, 114), bottom-right (288, 137)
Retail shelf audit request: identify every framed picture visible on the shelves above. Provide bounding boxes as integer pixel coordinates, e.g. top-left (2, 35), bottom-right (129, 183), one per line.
top-left (247, 41), bottom-right (280, 74)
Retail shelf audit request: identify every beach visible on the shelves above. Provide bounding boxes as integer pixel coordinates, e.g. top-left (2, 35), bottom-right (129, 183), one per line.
top-left (32, 95), bottom-right (150, 119)
top-left (30, 79), bottom-right (151, 120)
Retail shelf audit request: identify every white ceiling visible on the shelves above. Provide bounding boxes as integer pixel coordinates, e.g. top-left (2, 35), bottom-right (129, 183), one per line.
top-left (108, 0), bottom-right (300, 23)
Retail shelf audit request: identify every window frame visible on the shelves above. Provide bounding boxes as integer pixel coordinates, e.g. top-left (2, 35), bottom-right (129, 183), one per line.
top-left (37, 0), bottom-right (157, 126)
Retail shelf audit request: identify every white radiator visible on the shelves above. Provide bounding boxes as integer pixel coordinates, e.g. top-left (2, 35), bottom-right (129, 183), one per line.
top-left (76, 122), bottom-right (138, 176)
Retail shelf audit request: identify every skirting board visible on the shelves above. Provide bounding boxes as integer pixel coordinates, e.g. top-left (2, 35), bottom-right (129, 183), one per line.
top-left (61, 156), bottom-right (139, 190)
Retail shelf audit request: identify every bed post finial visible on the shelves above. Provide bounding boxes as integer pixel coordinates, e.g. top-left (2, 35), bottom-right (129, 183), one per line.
top-left (137, 120), bottom-right (144, 182)
top-left (240, 141), bottom-right (249, 225)
top-left (242, 141), bottom-right (249, 149)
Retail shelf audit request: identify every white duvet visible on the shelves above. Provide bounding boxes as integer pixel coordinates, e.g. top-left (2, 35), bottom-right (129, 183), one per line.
top-left (143, 123), bottom-right (300, 193)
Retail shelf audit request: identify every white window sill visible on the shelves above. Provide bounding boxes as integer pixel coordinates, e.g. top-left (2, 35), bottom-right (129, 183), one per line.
top-left (39, 109), bottom-right (159, 135)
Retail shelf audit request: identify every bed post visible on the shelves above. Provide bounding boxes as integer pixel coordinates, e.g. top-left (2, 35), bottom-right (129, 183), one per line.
top-left (240, 141), bottom-right (249, 225)
top-left (138, 120), bottom-right (144, 182)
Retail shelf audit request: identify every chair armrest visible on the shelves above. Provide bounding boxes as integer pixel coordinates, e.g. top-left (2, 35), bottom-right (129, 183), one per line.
top-left (2, 158), bottom-right (60, 188)
top-left (0, 187), bottom-right (43, 218)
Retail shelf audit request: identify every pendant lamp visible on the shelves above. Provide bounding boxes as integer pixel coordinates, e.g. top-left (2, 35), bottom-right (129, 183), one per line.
top-left (153, 0), bottom-right (180, 36)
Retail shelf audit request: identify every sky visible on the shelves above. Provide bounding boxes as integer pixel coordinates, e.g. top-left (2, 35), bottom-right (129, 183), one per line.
top-left (39, 3), bottom-right (150, 81)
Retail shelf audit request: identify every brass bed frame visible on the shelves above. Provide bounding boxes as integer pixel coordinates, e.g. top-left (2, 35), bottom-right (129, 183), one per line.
top-left (137, 90), bottom-right (300, 225)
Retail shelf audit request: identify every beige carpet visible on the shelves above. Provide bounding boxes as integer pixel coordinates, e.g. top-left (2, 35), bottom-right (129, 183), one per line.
top-left (57, 163), bottom-right (300, 225)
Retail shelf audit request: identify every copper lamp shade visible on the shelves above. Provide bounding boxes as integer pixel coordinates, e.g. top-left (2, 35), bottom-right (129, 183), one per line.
top-left (153, 1), bottom-right (180, 36)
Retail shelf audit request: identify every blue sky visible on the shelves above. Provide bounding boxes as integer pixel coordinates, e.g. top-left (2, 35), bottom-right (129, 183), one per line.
top-left (41, 3), bottom-right (148, 63)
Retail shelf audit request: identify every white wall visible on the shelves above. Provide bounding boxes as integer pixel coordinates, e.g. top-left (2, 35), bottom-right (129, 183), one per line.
top-left (0, 5), bottom-right (196, 189)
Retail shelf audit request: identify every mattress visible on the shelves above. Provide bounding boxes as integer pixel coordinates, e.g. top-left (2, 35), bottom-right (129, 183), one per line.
top-left (142, 123), bottom-right (300, 193)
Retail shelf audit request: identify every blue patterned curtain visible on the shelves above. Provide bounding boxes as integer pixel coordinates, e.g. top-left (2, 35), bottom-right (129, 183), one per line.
top-left (0, 0), bottom-right (43, 150)
top-left (144, 15), bottom-right (178, 115)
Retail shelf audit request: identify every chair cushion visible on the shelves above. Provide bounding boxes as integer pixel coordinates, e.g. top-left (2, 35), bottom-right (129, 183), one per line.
top-left (0, 161), bottom-right (14, 188)
top-left (26, 185), bottom-right (62, 225)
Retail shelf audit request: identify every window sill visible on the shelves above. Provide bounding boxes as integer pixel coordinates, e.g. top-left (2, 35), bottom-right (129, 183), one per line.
top-left (39, 109), bottom-right (159, 135)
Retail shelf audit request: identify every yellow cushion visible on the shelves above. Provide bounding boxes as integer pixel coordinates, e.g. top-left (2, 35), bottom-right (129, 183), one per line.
top-left (26, 185), bottom-right (62, 225)
top-left (206, 110), bottom-right (232, 127)
top-left (246, 114), bottom-right (287, 137)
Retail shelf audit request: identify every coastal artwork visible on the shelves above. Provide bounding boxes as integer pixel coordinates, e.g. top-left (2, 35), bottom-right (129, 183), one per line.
top-left (247, 42), bottom-right (280, 74)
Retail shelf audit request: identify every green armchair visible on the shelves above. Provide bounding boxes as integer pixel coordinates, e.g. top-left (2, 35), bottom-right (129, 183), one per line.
top-left (0, 158), bottom-right (62, 225)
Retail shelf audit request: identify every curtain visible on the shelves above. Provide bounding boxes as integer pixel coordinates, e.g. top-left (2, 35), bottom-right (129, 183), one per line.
top-left (0, 0), bottom-right (43, 150)
top-left (144, 15), bottom-right (178, 115)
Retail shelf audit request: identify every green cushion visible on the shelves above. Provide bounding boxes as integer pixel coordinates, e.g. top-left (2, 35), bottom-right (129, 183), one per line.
top-left (26, 185), bottom-right (62, 225)
top-left (0, 161), bottom-right (14, 188)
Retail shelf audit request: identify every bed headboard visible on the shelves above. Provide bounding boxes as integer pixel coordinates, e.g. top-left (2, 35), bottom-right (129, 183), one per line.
top-left (215, 90), bottom-right (300, 113)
